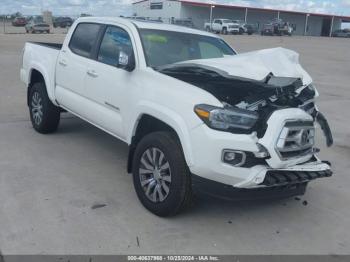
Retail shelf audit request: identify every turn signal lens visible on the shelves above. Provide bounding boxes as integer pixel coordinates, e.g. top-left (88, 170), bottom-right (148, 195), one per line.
top-left (194, 108), bottom-right (210, 119)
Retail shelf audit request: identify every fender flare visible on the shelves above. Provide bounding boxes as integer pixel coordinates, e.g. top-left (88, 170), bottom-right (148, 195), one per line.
top-left (127, 101), bottom-right (195, 167)
top-left (27, 63), bottom-right (58, 106)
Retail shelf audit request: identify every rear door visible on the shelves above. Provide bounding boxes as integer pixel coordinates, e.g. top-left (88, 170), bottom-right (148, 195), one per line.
top-left (55, 22), bottom-right (103, 116)
top-left (82, 25), bottom-right (136, 140)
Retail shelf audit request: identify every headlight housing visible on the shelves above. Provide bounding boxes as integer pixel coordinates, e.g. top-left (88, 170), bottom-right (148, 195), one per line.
top-left (194, 104), bottom-right (258, 131)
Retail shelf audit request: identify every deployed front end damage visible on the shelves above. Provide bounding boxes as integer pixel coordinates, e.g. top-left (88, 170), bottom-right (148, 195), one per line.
top-left (157, 48), bottom-right (333, 196)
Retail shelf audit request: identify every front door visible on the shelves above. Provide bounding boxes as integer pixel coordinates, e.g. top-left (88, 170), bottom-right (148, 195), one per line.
top-left (83, 25), bottom-right (136, 140)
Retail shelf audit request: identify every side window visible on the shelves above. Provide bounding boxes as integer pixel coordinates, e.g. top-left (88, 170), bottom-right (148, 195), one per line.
top-left (198, 42), bottom-right (223, 59)
top-left (69, 23), bottom-right (101, 58)
top-left (98, 26), bottom-right (133, 66)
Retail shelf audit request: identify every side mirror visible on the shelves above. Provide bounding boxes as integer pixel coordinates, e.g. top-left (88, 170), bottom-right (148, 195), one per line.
top-left (117, 50), bottom-right (135, 72)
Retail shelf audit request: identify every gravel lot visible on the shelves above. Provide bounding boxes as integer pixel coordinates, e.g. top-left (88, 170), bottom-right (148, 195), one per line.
top-left (0, 29), bottom-right (349, 255)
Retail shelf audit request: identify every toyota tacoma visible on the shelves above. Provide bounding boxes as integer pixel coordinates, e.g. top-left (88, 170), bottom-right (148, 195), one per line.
top-left (20, 17), bottom-right (333, 216)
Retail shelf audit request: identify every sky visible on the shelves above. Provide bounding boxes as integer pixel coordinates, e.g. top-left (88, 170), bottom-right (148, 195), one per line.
top-left (1, 0), bottom-right (350, 17)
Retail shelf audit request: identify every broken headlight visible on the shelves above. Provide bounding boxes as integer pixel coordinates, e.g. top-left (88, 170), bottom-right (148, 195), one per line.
top-left (194, 104), bottom-right (258, 131)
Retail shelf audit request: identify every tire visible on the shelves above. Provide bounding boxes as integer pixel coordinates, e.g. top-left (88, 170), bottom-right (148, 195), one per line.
top-left (132, 131), bottom-right (193, 217)
top-left (205, 26), bottom-right (210, 32)
top-left (222, 27), bottom-right (228, 35)
top-left (28, 82), bottom-right (60, 134)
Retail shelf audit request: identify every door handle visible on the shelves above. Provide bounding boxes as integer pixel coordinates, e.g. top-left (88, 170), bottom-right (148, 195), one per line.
top-left (87, 70), bottom-right (98, 78)
top-left (58, 60), bottom-right (67, 67)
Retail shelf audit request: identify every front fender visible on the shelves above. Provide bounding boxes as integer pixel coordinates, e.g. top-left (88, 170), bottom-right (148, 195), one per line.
top-left (127, 100), bottom-right (195, 167)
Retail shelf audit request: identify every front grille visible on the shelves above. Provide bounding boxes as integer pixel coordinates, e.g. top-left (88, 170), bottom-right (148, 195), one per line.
top-left (276, 121), bottom-right (315, 160)
top-left (260, 169), bottom-right (332, 187)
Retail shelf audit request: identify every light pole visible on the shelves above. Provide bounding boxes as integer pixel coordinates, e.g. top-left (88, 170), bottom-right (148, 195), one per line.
top-left (209, 5), bottom-right (215, 25)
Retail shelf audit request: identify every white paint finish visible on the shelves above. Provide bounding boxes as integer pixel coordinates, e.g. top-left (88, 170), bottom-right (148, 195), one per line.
top-left (21, 17), bottom-right (330, 190)
top-left (181, 47), bottom-right (312, 85)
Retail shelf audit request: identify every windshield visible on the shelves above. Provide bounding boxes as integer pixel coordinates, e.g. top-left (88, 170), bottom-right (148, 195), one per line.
top-left (139, 29), bottom-right (236, 67)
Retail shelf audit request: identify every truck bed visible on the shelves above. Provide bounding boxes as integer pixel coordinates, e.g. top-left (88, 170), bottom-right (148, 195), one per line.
top-left (28, 42), bottom-right (63, 50)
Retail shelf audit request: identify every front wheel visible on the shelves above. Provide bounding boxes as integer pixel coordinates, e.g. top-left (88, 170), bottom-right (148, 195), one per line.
top-left (222, 27), bottom-right (228, 35)
top-left (29, 82), bottom-right (61, 134)
top-left (132, 132), bottom-right (193, 217)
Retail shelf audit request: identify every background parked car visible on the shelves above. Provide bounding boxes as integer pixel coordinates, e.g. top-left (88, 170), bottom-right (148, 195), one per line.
top-left (204, 19), bottom-right (240, 34)
top-left (53, 17), bottom-right (73, 28)
top-left (12, 17), bottom-right (27, 27)
top-left (25, 17), bottom-right (50, 34)
top-left (261, 19), bottom-right (293, 36)
top-left (261, 23), bottom-right (274, 35)
top-left (332, 29), bottom-right (350, 38)
top-left (244, 24), bottom-right (257, 35)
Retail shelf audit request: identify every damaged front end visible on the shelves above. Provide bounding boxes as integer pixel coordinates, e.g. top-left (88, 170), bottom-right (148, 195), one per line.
top-left (157, 64), bottom-right (333, 147)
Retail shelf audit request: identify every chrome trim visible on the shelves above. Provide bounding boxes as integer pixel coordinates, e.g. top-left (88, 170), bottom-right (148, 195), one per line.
top-left (275, 120), bottom-right (315, 160)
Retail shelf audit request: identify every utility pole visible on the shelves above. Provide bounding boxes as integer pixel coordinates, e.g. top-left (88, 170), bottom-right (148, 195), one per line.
top-left (209, 5), bottom-right (215, 25)
top-left (329, 16), bottom-right (334, 37)
top-left (304, 14), bottom-right (310, 36)
top-left (3, 15), bottom-right (5, 34)
top-left (244, 8), bottom-right (248, 23)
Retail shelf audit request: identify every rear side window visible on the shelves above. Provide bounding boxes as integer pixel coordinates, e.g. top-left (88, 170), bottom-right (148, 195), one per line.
top-left (69, 23), bottom-right (101, 58)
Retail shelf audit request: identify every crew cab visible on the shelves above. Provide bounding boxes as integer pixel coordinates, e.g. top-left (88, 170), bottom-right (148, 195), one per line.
top-left (20, 17), bottom-right (333, 216)
top-left (205, 19), bottom-right (239, 34)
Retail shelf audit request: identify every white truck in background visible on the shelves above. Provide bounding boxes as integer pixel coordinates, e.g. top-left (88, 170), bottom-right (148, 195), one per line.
top-left (204, 19), bottom-right (240, 34)
top-left (21, 17), bottom-right (333, 217)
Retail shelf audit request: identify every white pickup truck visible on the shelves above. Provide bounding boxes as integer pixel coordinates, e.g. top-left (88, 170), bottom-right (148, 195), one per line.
top-left (205, 19), bottom-right (240, 34)
top-left (21, 17), bottom-right (333, 216)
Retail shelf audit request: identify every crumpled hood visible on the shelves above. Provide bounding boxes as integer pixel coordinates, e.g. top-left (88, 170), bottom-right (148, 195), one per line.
top-left (175, 47), bottom-right (313, 85)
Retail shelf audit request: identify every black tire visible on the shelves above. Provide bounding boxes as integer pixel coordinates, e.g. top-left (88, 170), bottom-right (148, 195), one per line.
top-left (28, 82), bottom-right (60, 134)
top-left (205, 26), bottom-right (210, 32)
top-left (222, 27), bottom-right (228, 35)
top-left (132, 131), bottom-right (193, 217)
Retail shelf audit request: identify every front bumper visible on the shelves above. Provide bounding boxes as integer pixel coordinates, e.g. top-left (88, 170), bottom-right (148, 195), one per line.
top-left (188, 108), bottom-right (332, 189)
top-left (228, 28), bottom-right (239, 33)
top-left (192, 175), bottom-right (310, 201)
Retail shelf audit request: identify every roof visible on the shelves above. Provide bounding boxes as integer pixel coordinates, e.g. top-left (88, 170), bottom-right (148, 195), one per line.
top-left (76, 16), bottom-right (218, 37)
top-left (133, 0), bottom-right (350, 20)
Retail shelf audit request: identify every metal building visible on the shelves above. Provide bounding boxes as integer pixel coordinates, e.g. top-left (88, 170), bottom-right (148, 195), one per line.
top-left (132, 0), bottom-right (350, 36)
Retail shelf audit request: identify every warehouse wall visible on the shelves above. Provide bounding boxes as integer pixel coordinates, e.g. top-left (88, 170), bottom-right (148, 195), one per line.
top-left (279, 12), bottom-right (307, 35)
top-left (244, 9), bottom-right (278, 31)
top-left (133, 1), bottom-right (343, 36)
top-left (180, 5), bottom-right (246, 29)
top-left (133, 0), bottom-right (182, 21)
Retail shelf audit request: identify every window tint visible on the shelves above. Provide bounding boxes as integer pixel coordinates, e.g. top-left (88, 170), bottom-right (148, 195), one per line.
top-left (199, 42), bottom-right (223, 59)
top-left (98, 26), bottom-right (133, 66)
top-left (139, 29), bottom-right (235, 67)
top-left (69, 23), bottom-right (101, 58)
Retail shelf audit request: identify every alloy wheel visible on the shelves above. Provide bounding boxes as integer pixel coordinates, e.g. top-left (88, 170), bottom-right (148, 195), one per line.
top-left (139, 147), bottom-right (172, 203)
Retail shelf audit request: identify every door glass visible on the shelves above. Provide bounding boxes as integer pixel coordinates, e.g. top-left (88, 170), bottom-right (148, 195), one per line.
top-left (69, 23), bottom-right (101, 58)
top-left (98, 26), bottom-right (133, 66)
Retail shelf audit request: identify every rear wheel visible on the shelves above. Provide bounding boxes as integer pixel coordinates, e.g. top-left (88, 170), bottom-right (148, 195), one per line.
top-left (29, 82), bottom-right (60, 134)
top-left (132, 132), bottom-right (193, 217)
